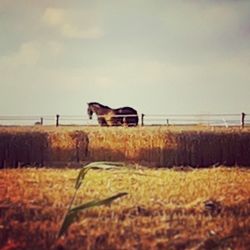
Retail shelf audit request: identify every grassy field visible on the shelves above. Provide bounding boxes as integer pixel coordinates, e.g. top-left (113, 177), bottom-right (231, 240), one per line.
top-left (0, 165), bottom-right (250, 250)
top-left (1, 125), bottom-right (250, 167)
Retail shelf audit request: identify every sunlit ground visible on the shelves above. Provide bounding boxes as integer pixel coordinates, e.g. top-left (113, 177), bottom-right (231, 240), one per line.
top-left (0, 166), bottom-right (249, 250)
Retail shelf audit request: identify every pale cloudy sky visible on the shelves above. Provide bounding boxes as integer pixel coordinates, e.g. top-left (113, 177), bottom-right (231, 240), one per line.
top-left (0, 0), bottom-right (250, 116)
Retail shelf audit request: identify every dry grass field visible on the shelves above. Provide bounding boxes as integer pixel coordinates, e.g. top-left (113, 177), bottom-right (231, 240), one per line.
top-left (1, 125), bottom-right (250, 167)
top-left (0, 125), bottom-right (250, 249)
top-left (0, 166), bottom-right (250, 250)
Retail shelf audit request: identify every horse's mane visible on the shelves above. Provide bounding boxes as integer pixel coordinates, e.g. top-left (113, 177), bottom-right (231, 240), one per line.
top-left (88, 102), bottom-right (111, 109)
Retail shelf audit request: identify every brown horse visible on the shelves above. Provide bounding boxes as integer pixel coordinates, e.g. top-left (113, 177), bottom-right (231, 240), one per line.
top-left (87, 102), bottom-right (138, 126)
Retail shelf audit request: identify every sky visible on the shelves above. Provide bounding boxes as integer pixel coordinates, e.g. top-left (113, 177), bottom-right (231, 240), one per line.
top-left (0, 0), bottom-right (250, 118)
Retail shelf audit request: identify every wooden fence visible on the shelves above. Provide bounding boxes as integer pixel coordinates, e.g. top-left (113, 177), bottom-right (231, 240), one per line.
top-left (0, 113), bottom-right (249, 128)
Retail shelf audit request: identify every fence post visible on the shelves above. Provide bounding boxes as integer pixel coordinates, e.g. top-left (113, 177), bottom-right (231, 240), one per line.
top-left (241, 112), bottom-right (246, 128)
top-left (40, 117), bottom-right (43, 125)
top-left (56, 114), bottom-right (60, 127)
top-left (141, 113), bottom-right (145, 126)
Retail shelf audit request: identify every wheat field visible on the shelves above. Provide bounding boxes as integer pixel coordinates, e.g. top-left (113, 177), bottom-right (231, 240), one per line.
top-left (0, 165), bottom-right (250, 250)
top-left (0, 125), bottom-right (250, 249)
top-left (1, 125), bottom-right (250, 167)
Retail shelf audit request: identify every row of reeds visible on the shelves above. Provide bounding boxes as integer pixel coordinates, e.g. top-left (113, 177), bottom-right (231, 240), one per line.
top-left (0, 127), bottom-right (250, 167)
top-left (0, 130), bottom-right (88, 168)
top-left (87, 128), bottom-right (250, 167)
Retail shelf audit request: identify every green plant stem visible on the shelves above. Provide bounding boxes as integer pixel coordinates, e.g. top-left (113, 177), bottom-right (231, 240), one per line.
top-left (57, 188), bottom-right (78, 239)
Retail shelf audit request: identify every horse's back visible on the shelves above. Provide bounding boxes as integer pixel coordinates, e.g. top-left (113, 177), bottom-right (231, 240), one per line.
top-left (115, 107), bottom-right (137, 114)
top-left (115, 106), bottom-right (138, 126)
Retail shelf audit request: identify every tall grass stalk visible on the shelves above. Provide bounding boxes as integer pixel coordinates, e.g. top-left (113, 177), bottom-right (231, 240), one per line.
top-left (57, 161), bottom-right (128, 238)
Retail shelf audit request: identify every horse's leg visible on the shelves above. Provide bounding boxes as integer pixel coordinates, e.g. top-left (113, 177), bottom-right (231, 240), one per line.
top-left (97, 117), bottom-right (101, 125)
top-left (97, 117), bottom-right (107, 126)
top-left (105, 111), bottom-right (114, 126)
top-left (113, 116), bottom-right (122, 126)
top-left (101, 118), bottom-right (108, 126)
top-left (111, 117), bottom-right (116, 126)
top-left (123, 116), bottom-right (128, 127)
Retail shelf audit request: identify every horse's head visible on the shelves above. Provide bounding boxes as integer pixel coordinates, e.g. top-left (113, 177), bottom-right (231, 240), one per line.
top-left (87, 103), bottom-right (93, 119)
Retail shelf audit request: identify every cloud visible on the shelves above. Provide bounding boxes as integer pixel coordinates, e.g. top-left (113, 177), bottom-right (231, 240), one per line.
top-left (0, 41), bottom-right (64, 70)
top-left (42, 8), bottom-right (65, 27)
top-left (61, 23), bottom-right (103, 39)
top-left (0, 42), bottom-right (41, 67)
top-left (42, 7), bottom-right (104, 39)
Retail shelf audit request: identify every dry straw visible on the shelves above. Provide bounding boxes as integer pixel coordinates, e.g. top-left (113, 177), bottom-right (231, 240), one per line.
top-left (1, 127), bottom-right (250, 167)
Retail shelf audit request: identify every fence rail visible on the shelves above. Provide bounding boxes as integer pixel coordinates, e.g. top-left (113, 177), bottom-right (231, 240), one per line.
top-left (0, 113), bottom-right (249, 128)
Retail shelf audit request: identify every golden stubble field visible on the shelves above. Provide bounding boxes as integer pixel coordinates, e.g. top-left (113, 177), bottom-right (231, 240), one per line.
top-left (0, 165), bottom-right (250, 250)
